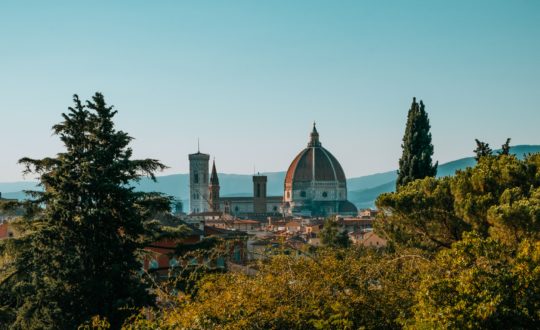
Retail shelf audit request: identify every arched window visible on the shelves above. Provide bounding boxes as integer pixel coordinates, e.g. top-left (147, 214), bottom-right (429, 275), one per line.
top-left (322, 191), bottom-right (328, 198)
top-left (300, 191), bottom-right (306, 198)
top-left (194, 173), bottom-right (199, 184)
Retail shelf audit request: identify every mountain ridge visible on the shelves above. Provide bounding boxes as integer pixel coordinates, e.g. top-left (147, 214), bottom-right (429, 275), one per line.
top-left (2, 145), bottom-right (539, 209)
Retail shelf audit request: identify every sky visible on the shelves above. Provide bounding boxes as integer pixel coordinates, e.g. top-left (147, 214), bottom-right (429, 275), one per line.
top-left (1, 1), bottom-right (539, 182)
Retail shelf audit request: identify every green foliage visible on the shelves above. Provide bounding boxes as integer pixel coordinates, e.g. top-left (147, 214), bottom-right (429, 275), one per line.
top-left (409, 233), bottom-right (540, 329)
top-left (396, 97), bottom-right (438, 189)
top-left (474, 139), bottom-right (493, 161)
top-left (379, 153), bottom-right (540, 251)
top-left (376, 177), bottom-right (469, 251)
top-left (499, 138), bottom-right (511, 156)
top-left (320, 217), bottom-right (350, 248)
top-left (378, 151), bottom-right (540, 328)
top-left (127, 248), bottom-right (428, 330)
top-left (0, 93), bottom-right (171, 329)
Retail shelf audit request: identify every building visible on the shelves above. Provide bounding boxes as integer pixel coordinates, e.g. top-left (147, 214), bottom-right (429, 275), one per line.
top-left (188, 123), bottom-right (359, 219)
top-left (188, 154), bottom-right (282, 219)
top-left (0, 193), bottom-right (22, 239)
top-left (143, 223), bottom-right (249, 279)
top-left (283, 124), bottom-right (358, 217)
top-left (189, 151), bottom-right (210, 214)
top-left (349, 231), bottom-right (387, 248)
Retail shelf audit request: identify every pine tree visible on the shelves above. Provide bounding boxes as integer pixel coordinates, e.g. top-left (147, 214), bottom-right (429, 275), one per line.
top-left (499, 138), bottom-right (511, 156)
top-left (474, 139), bottom-right (493, 161)
top-left (396, 97), bottom-right (438, 189)
top-left (1, 93), bottom-right (171, 329)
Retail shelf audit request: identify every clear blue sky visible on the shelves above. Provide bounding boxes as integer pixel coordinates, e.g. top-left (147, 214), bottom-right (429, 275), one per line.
top-left (1, 1), bottom-right (539, 182)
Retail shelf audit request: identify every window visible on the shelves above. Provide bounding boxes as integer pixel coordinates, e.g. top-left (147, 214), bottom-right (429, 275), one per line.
top-left (216, 257), bottom-right (225, 268)
top-left (300, 191), bottom-right (306, 198)
top-left (286, 191), bottom-right (290, 199)
top-left (256, 183), bottom-right (261, 198)
top-left (273, 206), bottom-right (278, 212)
top-left (322, 192), bottom-right (328, 198)
top-left (235, 206), bottom-right (239, 212)
top-left (233, 245), bottom-right (241, 263)
top-left (194, 173), bottom-right (199, 184)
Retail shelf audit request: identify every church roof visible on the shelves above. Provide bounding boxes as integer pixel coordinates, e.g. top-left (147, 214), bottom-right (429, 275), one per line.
top-left (210, 160), bottom-right (219, 185)
top-left (285, 124), bottom-right (347, 185)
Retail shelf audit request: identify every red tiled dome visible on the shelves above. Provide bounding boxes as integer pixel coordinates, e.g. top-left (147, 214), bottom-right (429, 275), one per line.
top-left (285, 125), bottom-right (347, 187)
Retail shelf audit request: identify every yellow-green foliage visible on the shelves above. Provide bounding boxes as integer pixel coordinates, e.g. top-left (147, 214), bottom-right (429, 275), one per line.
top-left (126, 248), bottom-right (429, 330)
top-left (410, 234), bottom-right (540, 329)
top-left (378, 154), bottom-right (540, 252)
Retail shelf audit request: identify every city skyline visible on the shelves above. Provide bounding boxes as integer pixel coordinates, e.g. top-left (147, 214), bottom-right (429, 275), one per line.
top-left (1, 1), bottom-right (540, 182)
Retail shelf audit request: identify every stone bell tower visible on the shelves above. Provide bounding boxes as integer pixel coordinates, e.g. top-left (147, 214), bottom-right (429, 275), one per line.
top-left (253, 174), bottom-right (267, 214)
top-left (189, 148), bottom-right (210, 214)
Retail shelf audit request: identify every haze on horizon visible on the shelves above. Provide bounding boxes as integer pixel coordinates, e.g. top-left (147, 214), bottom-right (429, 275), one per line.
top-left (1, 1), bottom-right (539, 182)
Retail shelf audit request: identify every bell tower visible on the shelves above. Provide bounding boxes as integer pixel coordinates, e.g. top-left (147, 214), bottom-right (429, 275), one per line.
top-left (253, 174), bottom-right (267, 214)
top-left (189, 147), bottom-right (210, 214)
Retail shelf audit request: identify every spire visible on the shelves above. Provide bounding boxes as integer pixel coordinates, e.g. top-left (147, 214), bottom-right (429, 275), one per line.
top-left (308, 122), bottom-right (321, 147)
top-left (210, 159), bottom-right (219, 185)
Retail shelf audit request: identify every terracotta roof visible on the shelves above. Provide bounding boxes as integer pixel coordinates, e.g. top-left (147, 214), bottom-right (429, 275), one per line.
top-left (285, 127), bottom-right (347, 186)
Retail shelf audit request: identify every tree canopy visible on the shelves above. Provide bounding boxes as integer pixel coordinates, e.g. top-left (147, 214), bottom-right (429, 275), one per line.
top-left (319, 217), bottom-right (351, 248)
top-left (396, 97), bottom-right (438, 189)
top-left (0, 93), bottom-right (171, 329)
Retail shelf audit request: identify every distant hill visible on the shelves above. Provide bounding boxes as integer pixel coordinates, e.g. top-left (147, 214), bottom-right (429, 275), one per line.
top-left (2, 145), bottom-right (539, 210)
top-left (346, 145), bottom-right (540, 208)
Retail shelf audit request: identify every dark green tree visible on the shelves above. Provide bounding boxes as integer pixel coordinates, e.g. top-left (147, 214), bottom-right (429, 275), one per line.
top-left (474, 139), bottom-right (493, 161)
top-left (396, 97), bottom-right (438, 189)
top-left (0, 93), bottom-right (171, 329)
top-left (499, 138), bottom-right (511, 156)
top-left (320, 217), bottom-right (350, 248)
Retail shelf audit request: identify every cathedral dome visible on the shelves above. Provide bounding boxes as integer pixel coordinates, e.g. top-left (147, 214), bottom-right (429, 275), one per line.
top-left (284, 124), bottom-right (346, 187)
top-left (282, 124), bottom-right (356, 217)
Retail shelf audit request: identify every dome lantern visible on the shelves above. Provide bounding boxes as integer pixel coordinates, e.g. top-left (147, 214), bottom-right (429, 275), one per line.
top-left (308, 122), bottom-right (321, 147)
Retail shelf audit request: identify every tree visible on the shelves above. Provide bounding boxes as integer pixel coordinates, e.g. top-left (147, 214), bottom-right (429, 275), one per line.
top-left (0, 93), bottom-right (171, 329)
top-left (409, 233), bottom-right (540, 329)
top-left (376, 177), bottom-right (470, 252)
top-left (499, 138), bottom-right (511, 156)
top-left (396, 97), bottom-right (438, 189)
top-left (379, 153), bottom-right (540, 251)
top-left (320, 217), bottom-right (350, 248)
top-left (125, 248), bottom-right (428, 330)
top-left (474, 139), bottom-right (493, 161)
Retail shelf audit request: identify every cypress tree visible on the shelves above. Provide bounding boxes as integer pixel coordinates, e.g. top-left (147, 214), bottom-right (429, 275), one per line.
top-left (1, 93), bottom-right (171, 329)
top-left (396, 97), bottom-right (438, 189)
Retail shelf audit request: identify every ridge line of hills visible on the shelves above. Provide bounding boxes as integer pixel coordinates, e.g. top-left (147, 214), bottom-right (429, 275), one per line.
top-left (2, 145), bottom-right (539, 209)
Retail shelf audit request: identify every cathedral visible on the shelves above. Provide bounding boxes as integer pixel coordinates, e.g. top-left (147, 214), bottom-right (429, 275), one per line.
top-left (188, 153), bottom-right (282, 218)
top-left (282, 124), bottom-right (357, 217)
top-left (188, 124), bottom-right (357, 218)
